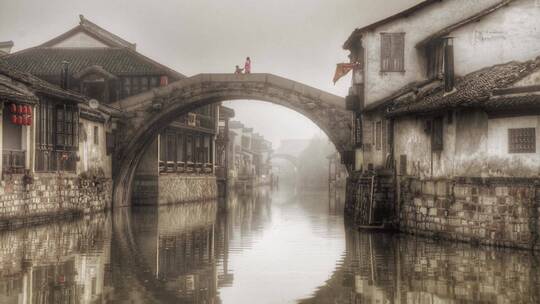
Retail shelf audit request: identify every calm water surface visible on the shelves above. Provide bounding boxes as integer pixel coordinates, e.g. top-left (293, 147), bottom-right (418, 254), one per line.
top-left (0, 185), bottom-right (539, 303)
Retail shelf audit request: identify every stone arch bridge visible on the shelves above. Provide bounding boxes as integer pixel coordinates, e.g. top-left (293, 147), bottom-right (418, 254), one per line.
top-left (110, 73), bottom-right (353, 206)
top-left (269, 153), bottom-right (300, 169)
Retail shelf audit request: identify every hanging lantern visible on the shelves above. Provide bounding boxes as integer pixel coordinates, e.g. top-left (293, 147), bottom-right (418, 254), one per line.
top-left (17, 105), bottom-right (23, 114)
top-left (16, 115), bottom-right (23, 125)
top-left (27, 106), bottom-right (32, 115)
top-left (10, 114), bottom-right (17, 124)
top-left (10, 103), bottom-right (16, 113)
top-left (22, 115), bottom-right (28, 125)
top-left (27, 117), bottom-right (32, 126)
top-left (22, 105), bottom-right (28, 114)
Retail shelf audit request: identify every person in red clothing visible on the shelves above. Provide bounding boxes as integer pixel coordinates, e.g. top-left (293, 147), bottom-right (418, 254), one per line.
top-left (244, 57), bottom-right (251, 74)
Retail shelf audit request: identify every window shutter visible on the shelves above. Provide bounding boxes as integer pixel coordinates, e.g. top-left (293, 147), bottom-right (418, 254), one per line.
top-left (391, 34), bottom-right (404, 71)
top-left (381, 33), bottom-right (404, 72)
top-left (381, 34), bottom-right (392, 71)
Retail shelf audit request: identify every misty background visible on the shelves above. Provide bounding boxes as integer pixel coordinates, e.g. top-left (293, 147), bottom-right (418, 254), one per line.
top-left (0, 0), bottom-right (418, 149)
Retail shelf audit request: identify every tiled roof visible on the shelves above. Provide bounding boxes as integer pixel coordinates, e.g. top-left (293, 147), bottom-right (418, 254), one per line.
top-left (0, 59), bottom-right (85, 102)
top-left (482, 94), bottom-right (540, 112)
top-left (0, 81), bottom-right (37, 104)
top-left (387, 57), bottom-right (540, 116)
top-left (3, 47), bottom-right (183, 79)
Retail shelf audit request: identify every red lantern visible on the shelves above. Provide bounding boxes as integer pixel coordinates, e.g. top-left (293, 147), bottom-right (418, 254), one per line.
top-left (17, 105), bottom-right (23, 114)
top-left (23, 105), bottom-right (28, 114)
top-left (27, 106), bottom-right (32, 115)
top-left (10, 103), bottom-right (16, 113)
top-left (16, 115), bottom-right (22, 125)
top-left (22, 116), bottom-right (28, 125)
top-left (10, 114), bottom-right (17, 124)
top-left (27, 117), bottom-right (32, 125)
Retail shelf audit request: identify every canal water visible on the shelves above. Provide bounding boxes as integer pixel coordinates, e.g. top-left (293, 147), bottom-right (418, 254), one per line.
top-left (0, 185), bottom-right (539, 303)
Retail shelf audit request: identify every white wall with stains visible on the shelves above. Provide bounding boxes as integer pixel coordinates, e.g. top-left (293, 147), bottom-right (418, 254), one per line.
top-left (77, 118), bottom-right (112, 178)
top-left (354, 0), bottom-right (540, 107)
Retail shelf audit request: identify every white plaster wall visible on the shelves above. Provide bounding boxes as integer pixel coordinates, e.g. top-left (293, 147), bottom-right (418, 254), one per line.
top-left (78, 119), bottom-right (112, 178)
top-left (394, 114), bottom-right (456, 179)
top-left (486, 115), bottom-right (540, 176)
top-left (360, 0), bottom-right (502, 105)
top-left (451, 0), bottom-right (540, 76)
top-left (51, 32), bottom-right (109, 48)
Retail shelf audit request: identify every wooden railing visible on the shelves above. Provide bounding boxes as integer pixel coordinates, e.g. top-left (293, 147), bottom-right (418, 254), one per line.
top-left (159, 160), bottom-right (214, 175)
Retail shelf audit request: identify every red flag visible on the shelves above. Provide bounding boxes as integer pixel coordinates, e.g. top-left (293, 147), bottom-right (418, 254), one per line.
top-left (333, 63), bottom-right (358, 84)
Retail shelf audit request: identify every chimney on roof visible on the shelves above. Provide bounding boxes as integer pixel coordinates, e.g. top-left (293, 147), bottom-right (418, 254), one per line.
top-left (79, 14), bottom-right (85, 24)
top-left (443, 37), bottom-right (455, 93)
top-left (0, 41), bottom-right (14, 56)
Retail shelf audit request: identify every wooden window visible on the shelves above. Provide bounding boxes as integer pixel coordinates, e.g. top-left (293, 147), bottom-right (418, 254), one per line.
top-left (166, 133), bottom-right (176, 162)
top-left (203, 136), bottom-right (210, 163)
top-left (93, 126), bottom-right (99, 145)
top-left (159, 133), bottom-right (166, 161)
top-left (35, 99), bottom-right (78, 172)
top-left (375, 121), bottom-right (382, 150)
top-left (186, 135), bottom-right (193, 162)
top-left (431, 117), bottom-right (444, 151)
top-left (381, 33), bottom-right (405, 72)
top-left (426, 41), bottom-right (445, 79)
top-left (141, 77), bottom-right (149, 92)
top-left (122, 77), bottom-right (131, 98)
top-left (132, 77), bottom-right (140, 95)
top-left (176, 134), bottom-right (184, 162)
top-left (508, 128), bottom-right (536, 153)
top-left (149, 77), bottom-right (159, 88)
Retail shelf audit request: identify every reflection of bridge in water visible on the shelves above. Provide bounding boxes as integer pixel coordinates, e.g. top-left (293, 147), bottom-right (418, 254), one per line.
top-left (1, 188), bottom-right (539, 303)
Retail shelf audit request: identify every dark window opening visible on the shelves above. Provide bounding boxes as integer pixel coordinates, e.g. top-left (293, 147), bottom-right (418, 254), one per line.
top-left (431, 116), bottom-right (444, 152)
top-left (375, 121), bottom-right (382, 150)
top-left (93, 126), bottom-right (99, 145)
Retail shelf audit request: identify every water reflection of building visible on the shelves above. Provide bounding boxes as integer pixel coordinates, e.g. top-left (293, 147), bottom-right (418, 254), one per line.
top-left (0, 215), bottom-right (111, 304)
top-left (127, 187), bottom-right (274, 303)
top-left (301, 227), bottom-right (540, 304)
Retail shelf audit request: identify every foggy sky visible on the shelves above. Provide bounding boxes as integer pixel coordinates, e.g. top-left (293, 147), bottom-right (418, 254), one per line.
top-left (0, 0), bottom-right (419, 148)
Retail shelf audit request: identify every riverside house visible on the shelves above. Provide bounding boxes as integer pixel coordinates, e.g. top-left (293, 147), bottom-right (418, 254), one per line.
top-left (344, 0), bottom-right (540, 249)
top-left (0, 59), bottom-right (113, 227)
top-left (3, 15), bottom-right (221, 205)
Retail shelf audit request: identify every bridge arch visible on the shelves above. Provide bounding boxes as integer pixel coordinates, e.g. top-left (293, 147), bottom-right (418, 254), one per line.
top-left (269, 153), bottom-right (299, 169)
top-left (111, 73), bottom-right (352, 206)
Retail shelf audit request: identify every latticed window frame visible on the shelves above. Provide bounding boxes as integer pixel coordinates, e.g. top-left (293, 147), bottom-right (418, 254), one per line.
top-left (508, 128), bottom-right (536, 153)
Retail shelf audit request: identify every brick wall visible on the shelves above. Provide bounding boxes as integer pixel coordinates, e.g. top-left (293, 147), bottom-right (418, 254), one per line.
top-left (0, 173), bottom-right (112, 229)
top-left (400, 177), bottom-right (540, 250)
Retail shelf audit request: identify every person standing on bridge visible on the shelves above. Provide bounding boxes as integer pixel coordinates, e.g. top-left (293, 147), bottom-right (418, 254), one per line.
top-left (244, 57), bottom-right (251, 74)
top-left (235, 65), bottom-right (244, 74)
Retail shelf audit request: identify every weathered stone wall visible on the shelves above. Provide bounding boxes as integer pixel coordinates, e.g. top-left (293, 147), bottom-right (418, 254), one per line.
top-left (400, 177), bottom-right (540, 250)
top-left (158, 174), bottom-right (217, 205)
top-left (0, 173), bottom-right (112, 229)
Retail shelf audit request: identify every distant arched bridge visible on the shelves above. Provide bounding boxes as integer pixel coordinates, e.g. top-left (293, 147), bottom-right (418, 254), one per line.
top-left (111, 73), bottom-right (353, 206)
top-left (269, 154), bottom-right (299, 169)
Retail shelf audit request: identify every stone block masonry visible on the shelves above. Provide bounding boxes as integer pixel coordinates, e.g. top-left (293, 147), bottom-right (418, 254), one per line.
top-left (158, 174), bottom-right (217, 205)
top-left (0, 173), bottom-right (112, 229)
top-left (400, 177), bottom-right (540, 250)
